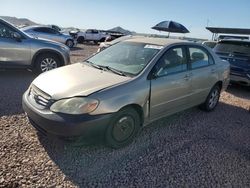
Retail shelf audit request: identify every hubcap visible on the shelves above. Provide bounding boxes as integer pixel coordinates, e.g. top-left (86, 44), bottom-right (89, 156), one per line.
top-left (40, 58), bottom-right (58, 72)
top-left (112, 116), bottom-right (135, 142)
top-left (67, 40), bottom-right (73, 47)
top-left (208, 89), bottom-right (219, 109)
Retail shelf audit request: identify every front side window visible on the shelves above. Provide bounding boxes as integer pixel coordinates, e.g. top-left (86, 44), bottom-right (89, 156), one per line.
top-left (155, 47), bottom-right (187, 76)
top-left (0, 23), bottom-right (15, 38)
top-left (87, 42), bottom-right (161, 76)
top-left (189, 47), bottom-right (210, 69)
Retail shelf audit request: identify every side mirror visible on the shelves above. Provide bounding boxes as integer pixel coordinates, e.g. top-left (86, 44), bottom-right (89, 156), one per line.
top-left (147, 71), bottom-right (158, 80)
top-left (12, 32), bottom-right (22, 42)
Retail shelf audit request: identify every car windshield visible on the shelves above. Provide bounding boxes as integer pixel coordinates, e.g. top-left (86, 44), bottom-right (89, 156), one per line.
top-left (87, 41), bottom-right (162, 76)
top-left (214, 41), bottom-right (250, 56)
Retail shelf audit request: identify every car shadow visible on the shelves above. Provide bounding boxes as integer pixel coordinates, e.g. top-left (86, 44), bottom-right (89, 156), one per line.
top-left (0, 70), bottom-right (36, 116)
top-left (70, 47), bottom-right (82, 51)
top-left (38, 102), bottom-right (250, 187)
top-left (226, 84), bottom-right (250, 101)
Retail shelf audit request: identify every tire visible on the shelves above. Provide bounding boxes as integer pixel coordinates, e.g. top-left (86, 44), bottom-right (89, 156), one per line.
top-left (34, 53), bottom-right (60, 74)
top-left (199, 84), bottom-right (221, 111)
top-left (105, 107), bottom-right (141, 149)
top-left (100, 38), bottom-right (105, 42)
top-left (66, 39), bottom-right (74, 48)
top-left (77, 36), bottom-right (85, 44)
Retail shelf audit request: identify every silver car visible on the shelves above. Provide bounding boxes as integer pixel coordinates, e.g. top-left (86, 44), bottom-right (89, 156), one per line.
top-left (23, 37), bottom-right (230, 148)
top-left (0, 19), bottom-right (70, 73)
top-left (22, 25), bottom-right (76, 48)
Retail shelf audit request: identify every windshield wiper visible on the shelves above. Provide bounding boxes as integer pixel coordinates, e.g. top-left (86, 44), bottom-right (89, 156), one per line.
top-left (85, 60), bottom-right (104, 70)
top-left (99, 65), bottom-right (127, 76)
top-left (85, 61), bottom-right (127, 76)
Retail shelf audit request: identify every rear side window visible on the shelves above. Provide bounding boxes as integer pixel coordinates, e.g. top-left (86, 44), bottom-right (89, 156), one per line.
top-left (214, 41), bottom-right (250, 56)
top-left (34, 27), bottom-right (57, 34)
top-left (188, 47), bottom-right (213, 69)
top-left (0, 22), bottom-right (15, 38)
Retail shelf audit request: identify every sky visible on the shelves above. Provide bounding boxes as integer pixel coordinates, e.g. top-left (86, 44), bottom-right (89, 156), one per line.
top-left (1, 0), bottom-right (250, 39)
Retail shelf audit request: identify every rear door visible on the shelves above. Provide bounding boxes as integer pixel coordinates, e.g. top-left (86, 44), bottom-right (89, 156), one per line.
top-left (0, 22), bottom-right (30, 67)
top-left (45, 28), bottom-right (63, 43)
top-left (187, 46), bottom-right (218, 105)
top-left (150, 46), bottom-right (192, 120)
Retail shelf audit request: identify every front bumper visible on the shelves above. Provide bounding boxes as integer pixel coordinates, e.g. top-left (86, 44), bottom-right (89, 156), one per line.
top-left (22, 91), bottom-right (112, 138)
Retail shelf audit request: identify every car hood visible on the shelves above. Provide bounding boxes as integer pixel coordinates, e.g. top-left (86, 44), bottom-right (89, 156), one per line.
top-left (32, 63), bottom-right (131, 99)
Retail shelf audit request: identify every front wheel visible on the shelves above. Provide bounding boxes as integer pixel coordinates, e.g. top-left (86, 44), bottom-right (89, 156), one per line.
top-left (200, 85), bottom-right (221, 111)
top-left (34, 53), bottom-right (60, 74)
top-left (105, 107), bottom-right (141, 149)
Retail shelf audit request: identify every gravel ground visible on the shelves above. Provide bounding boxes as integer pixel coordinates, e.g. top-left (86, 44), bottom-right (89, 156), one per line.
top-left (0, 44), bottom-right (250, 187)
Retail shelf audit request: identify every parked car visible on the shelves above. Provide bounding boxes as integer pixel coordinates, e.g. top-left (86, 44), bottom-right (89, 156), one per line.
top-left (22, 26), bottom-right (77, 48)
top-left (214, 39), bottom-right (250, 86)
top-left (97, 35), bottom-right (133, 52)
top-left (77, 29), bottom-right (110, 44)
top-left (0, 19), bottom-right (70, 73)
top-left (23, 37), bottom-right (230, 148)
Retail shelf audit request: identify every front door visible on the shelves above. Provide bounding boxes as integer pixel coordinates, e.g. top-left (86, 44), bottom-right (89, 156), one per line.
top-left (0, 22), bottom-right (30, 67)
top-left (150, 46), bottom-right (192, 120)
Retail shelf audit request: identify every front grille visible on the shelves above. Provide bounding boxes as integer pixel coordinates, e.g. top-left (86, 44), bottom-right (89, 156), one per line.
top-left (28, 85), bottom-right (53, 109)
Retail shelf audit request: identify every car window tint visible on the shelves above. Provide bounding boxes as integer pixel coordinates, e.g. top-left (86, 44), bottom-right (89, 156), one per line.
top-left (47, 28), bottom-right (58, 34)
top-left (86, 30), bottom-right (92, 33)
top-left (34, 27), bottom-right (47, 33)
top-left (156, 47), bottom-right (187, 76)
top-left (0, 22), bottom-right (15, 38)
top-left (34, 27), bottom-right (56, 34)
top-left (189, 47), bottom-right (209, 69)
top-left (214, 41), bottom-right (250, 56)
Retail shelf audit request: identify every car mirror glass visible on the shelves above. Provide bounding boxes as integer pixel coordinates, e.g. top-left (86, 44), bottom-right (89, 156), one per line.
top-left (12, 32), bottom-right (22, 41)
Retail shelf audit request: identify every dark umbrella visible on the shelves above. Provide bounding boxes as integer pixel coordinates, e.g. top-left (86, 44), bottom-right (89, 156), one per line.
top-left (152, 21), bottom-right (189, 37)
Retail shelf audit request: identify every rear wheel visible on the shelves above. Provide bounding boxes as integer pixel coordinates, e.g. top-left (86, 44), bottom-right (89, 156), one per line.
top-left (34, 53), bottom-right (60, 74)
top-left (77, 36), bottom-right (85, 43)
top-left (200, 85), bottom-right (221, 111)
top-left (105, 107), bottom-right (141, 148)
top-left (66, 39), bottom-right (74, 48)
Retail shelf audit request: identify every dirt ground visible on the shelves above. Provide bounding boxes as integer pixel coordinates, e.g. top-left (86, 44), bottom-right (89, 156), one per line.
top-left (0, 44), bottom-right (250, 187)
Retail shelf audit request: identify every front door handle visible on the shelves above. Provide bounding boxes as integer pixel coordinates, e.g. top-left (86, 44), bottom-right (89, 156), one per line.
top-left (183, 75), bottom-right (190, 81)
top-left (211, 68), bottom-right (216, 73)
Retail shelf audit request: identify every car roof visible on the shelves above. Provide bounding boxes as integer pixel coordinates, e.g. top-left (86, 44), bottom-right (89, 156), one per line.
top-left (124, 37), bottom-right (189, 46)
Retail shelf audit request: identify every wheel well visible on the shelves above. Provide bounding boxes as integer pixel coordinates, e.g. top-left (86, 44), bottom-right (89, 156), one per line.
top-left (120, 104), bottom-right (144, 126)
top-left (77, 36), bottom-right (85, 42)
top-left (32, 50), bottom-right (64, 68)
top-left (66, 39), bottom-right (73, 42)
top-left (215, 81), bottom-right (223, 90)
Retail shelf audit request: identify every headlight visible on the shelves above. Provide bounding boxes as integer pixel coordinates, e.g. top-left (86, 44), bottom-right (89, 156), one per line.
top-left (50, 97), bottom-right (99, 115)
